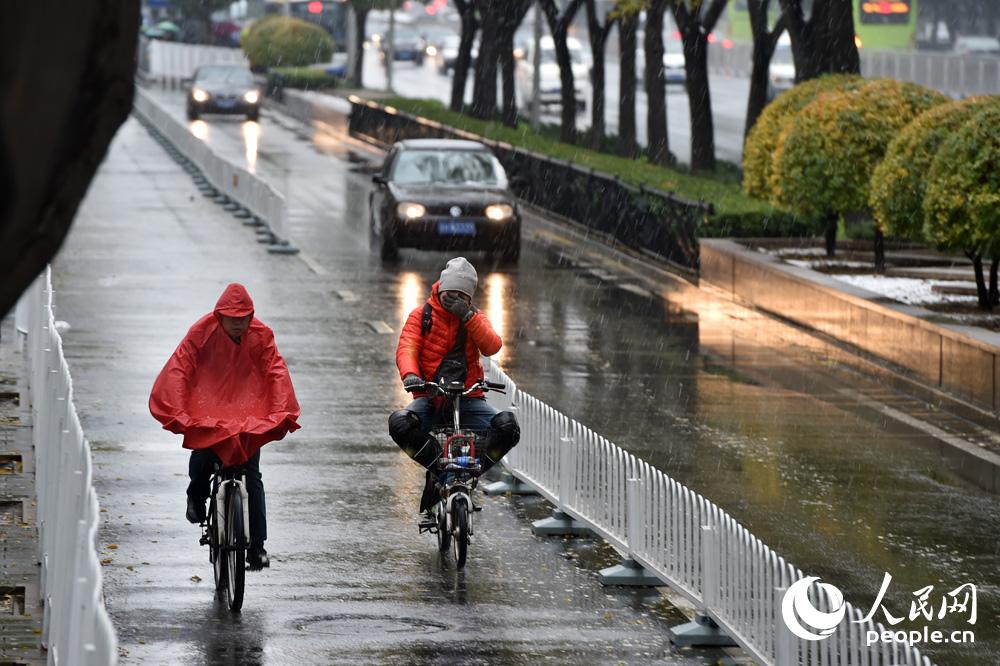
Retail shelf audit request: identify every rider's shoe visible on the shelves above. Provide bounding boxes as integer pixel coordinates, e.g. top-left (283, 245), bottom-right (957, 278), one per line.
top-left (418, 510), bottom-right (437, 530)
top-left (247, 545), bottom-right (270, 571)
top-left (186, 496), bottom-right (206, 524)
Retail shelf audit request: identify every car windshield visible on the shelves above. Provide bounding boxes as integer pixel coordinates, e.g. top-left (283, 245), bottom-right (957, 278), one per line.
top-left (196, 67), bottom-right (254, 85)
top-left (392, 149), bottom-right (507, 187)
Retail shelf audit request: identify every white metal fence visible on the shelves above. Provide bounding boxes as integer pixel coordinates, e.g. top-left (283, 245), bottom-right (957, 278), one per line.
top-left (483, 358), bottom-right (935, 666)
top-left (19, 268), bottom-right (117, 665)
top-left (709, 41), bottom-right (999, 98)
top-left (132, 87), bottom-right (296, 251)
top-left (138, 37), bottom-right (247, 88)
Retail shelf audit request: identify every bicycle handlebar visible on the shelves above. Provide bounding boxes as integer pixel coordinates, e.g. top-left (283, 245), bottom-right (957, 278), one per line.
top-left (404, 378), bottom-right (506, 395)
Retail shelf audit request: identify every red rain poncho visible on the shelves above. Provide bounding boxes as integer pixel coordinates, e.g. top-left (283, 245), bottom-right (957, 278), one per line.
top-left (149, 283), bottom-right (300, 466)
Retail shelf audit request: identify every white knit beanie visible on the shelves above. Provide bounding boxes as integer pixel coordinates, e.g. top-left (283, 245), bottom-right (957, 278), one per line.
top-left (439, 257), bottom-right (478, 298)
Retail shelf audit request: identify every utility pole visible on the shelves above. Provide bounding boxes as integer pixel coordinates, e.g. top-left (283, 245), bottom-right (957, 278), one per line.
top-left (282, 0), bottom-right (291, 16)
top-left (530, 1), bottom-right (542, 131)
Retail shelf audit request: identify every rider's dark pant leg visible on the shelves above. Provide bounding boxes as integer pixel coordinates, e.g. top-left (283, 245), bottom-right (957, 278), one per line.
top-left (186, 448), bottom-right (266, 545)
top-left (244, 450), bottom-right (266, 546)
top-left (187, 449), bottom-right (219, 501)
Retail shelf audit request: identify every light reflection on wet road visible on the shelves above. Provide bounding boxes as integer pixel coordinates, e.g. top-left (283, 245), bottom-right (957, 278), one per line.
top-left (69, 91), bottom-right (1000, 664)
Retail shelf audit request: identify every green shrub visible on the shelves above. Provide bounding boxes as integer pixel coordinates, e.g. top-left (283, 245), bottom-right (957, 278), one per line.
top-left (382, 97), bottom-right (803, 235)
top-left (923, 104), bottom-right (1000, 256)
top-left (772, 79), bottom-right (948, 218)
top-left (267, 67), bottom-right (340, 93)
top-left (241, 16), bottom-right (334, 69)
top-left (870, 96), bottom-right (999, 242)
top-left (742, 74), bottom-right (863, 200)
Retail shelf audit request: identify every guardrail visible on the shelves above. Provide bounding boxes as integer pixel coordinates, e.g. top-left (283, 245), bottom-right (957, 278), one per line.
top-left (482, 358), bottom-right (934, 666)
top-left (138, 36), bottom-right (247, 89)
top-left (710, 40), bottom-right (998, 98)
top-left (19, 268), bottom-right (117, 665)
top-left (132, 87), bottom-right (297, 254)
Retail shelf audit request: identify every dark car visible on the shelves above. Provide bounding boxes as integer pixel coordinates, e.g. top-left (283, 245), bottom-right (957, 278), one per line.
top-left (370, 140), bottom-right (521, 263)
top-left (186, 65), bottom-right (260, 121)
top-left (379, 28), bottom-right (424, 64)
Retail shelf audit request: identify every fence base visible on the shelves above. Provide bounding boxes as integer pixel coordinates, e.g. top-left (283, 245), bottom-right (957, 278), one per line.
top-left (599, 557), bottom-right (661, 586)
top-left (531, 509), bottom-right (592, 537)
top-left (669, 612), bottom-right (737, 648)
top-left (483, 471), bottom-right (536, 496)
top-left (267, 240), bottom-right (300, 255)
top-left (243, 216), bottom-right (265, 228)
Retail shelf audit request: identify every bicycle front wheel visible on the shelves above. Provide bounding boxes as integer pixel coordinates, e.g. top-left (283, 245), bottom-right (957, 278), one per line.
top-left (210, 496), bottom-right (225, 595)
top-left (452, 498), bottom-right (469, 570)
top-left (225, 485), bottom-right (246, 611)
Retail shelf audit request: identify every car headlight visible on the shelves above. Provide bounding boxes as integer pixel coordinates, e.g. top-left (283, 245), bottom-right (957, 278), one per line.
top-left (426, 45), bottom-right (438, 57)
top-left (397, 202), bottom-right (426, 220)
top-left (485, 203), bottom-right (514, 221)
top-left (192, 88), bottom-right (209, 103)
top-left (244, 90), bottom-right (259, 104)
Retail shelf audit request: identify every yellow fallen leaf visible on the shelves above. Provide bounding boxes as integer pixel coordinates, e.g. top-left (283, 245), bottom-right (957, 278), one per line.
top-left (100, 558), bottom-right (113, 566)
top-left (106, 544), bottom-right (118, 550)
top-left (190, 575), bottom-right (202, 583)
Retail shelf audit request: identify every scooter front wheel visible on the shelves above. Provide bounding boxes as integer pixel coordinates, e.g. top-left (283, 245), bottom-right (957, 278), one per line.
top-left (452, 498), bottom-right (469, 570)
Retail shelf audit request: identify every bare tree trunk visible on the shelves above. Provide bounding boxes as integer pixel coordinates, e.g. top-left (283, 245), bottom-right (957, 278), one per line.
top-left (471, 1), bottom-right (500, 119)
top-left (351, 7), bottom-right (369, 88)
top-left (618, 13), bottom-right (638, 158)
top-left (672, 0), bottom-right (726, 171)
top-left (779, 0), bottom-right (860, 81)
top-left (451, 0), bottom-right (478, 112)
top-left (874, 228), bottom-right (885, 273)
top-left (744, 0), bottom-right (786, 140)
top-left (585, 1), bottom-right (615, 151)
top-left (540, 0), bottom-right (585, 144)
top-left (824, 210), bottom-right (838, 257)
top-left (499, 0), bottom-right (532, 127)
top-left (645, 0), bottom-right (669, 164)
top-left (968, 252), bottom-right (990, 309)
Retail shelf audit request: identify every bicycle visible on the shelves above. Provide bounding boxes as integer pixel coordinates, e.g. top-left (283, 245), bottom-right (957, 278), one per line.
top-left (407, 378), bottom-right (506, 570)
top-left (198, 462), bottom-right (250, 611)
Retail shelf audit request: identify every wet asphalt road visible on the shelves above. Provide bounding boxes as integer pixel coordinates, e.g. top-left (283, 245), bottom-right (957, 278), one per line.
top-left (53, 117), bottom-right (724, 665)
top-left (54, 91), bottom-right (1000, 664)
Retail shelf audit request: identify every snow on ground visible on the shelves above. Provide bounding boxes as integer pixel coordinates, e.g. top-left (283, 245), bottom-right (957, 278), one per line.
top-left (829, 274), bottom-right (977, 306)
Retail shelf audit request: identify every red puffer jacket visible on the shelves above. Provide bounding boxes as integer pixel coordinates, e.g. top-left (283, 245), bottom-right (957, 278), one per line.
top-left (396, 281), bottom-right (502, 398)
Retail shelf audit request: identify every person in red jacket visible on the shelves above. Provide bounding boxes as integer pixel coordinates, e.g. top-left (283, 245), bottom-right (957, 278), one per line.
top-left (389, 257), bottom-right (519, 522)
top-left (149, 283), bottom-right (300, 571)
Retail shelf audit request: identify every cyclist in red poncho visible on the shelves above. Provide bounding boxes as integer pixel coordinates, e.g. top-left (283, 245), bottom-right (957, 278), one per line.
top-left (149, 283), bottom-right (300, 570)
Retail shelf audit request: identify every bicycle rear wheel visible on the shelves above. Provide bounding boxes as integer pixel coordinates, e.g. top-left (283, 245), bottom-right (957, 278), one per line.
top-left (225, 484), bottom-right (246, 611)
top-left (452, 498), bottom-right (469, 570)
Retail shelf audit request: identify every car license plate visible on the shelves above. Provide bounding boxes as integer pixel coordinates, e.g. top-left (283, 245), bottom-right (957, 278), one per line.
top-left (217, 100), bottom-right (236, 108)
top-left (438, 221), bottom-right (476, 236)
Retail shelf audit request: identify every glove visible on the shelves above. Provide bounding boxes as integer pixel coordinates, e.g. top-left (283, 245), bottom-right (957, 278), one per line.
top-left (441, 292), bottom-right (477, 322)
top-left (402, 373), bottom-right (424, 391)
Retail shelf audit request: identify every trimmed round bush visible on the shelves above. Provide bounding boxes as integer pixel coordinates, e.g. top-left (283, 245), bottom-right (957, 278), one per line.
top-left (742, 74), bottom-right (863, 200)
top-left (772, 79), bottom-right (948, 218)
top-left (923, 104), bottom-right (1000, 254)
top-left (241, 16), bottom-right (334, 69)
top-left (870, 96), bottom-right (998, 242)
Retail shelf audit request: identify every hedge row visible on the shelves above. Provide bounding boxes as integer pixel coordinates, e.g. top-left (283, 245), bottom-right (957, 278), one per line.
top-left (241, 15), bottom-right (334, 70)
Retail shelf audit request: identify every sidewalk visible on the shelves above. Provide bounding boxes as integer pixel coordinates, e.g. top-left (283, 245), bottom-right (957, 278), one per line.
top-left (0, 319), bottom-right (44, 663)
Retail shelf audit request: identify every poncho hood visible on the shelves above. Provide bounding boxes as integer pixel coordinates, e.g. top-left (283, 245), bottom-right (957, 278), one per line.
top-left (214, 282), bottom-right (254, 318)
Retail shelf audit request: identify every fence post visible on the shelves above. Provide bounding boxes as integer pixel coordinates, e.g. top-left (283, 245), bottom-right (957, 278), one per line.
top-left (599, 478), bottom-right (661, 586)
top-left (531, 433), bottom-right (591, 536)
top-left (669, 524), bottom-right (737, 647)
top-left (775, 586), bottom-right (796, 666)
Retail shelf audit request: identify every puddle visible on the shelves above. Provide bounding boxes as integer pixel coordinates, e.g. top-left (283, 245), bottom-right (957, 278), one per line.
top-left (296, 614), bottom-right (450, 637)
